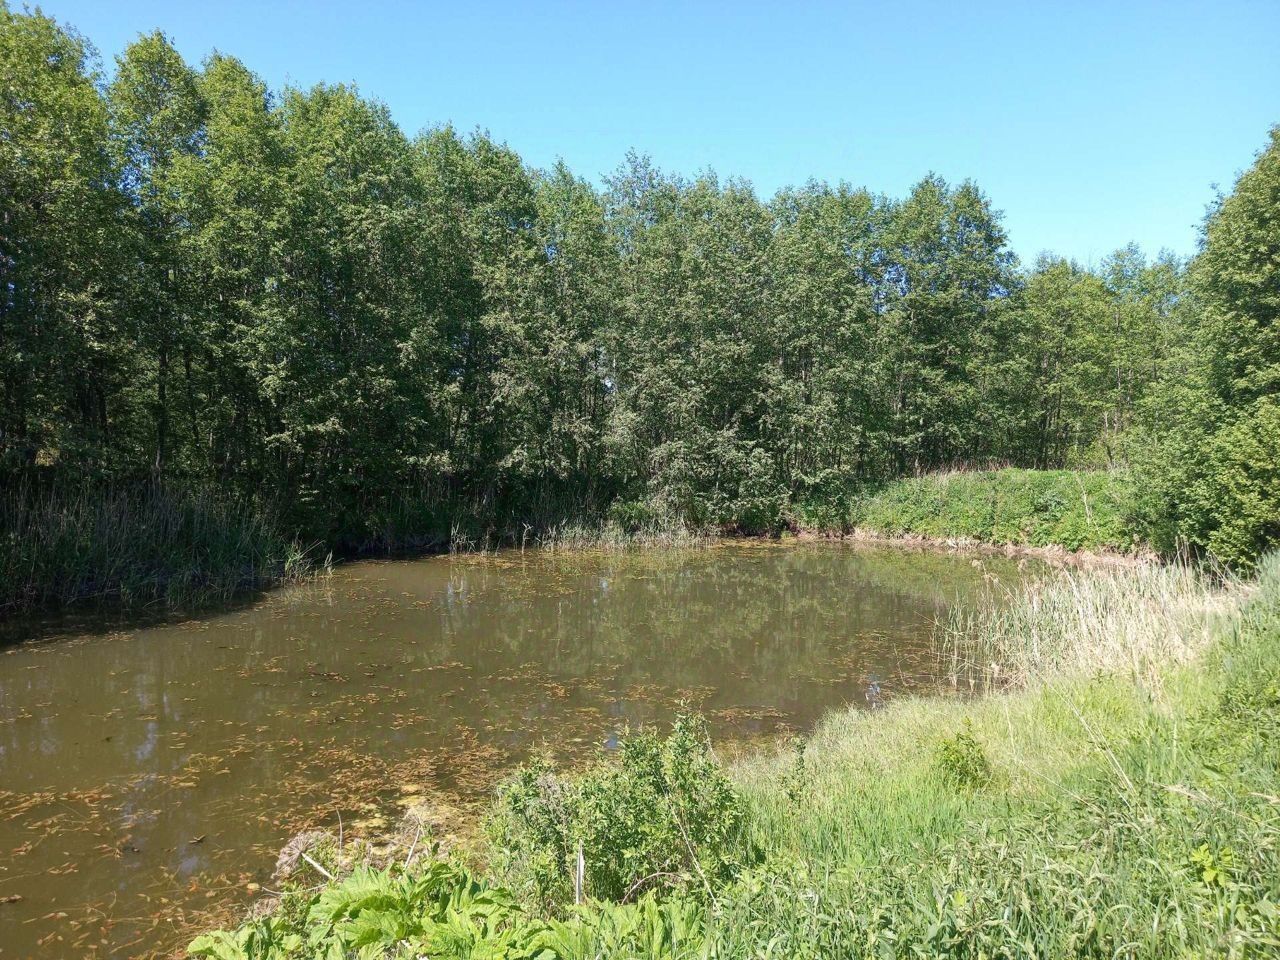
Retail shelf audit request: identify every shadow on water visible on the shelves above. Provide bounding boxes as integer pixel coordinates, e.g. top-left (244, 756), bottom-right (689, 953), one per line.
top-left (0, 587), bottom-right (285, 649)
top-left (0, 541), bottom-right (1034, 958)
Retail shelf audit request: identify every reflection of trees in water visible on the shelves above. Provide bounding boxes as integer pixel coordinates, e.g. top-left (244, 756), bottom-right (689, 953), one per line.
top-left (0, 546), bottom-right (1029, 958)
top-left (0, 548), bottom-right (1019, 785)
top-left (423, 546), bottom-right (1010, 685)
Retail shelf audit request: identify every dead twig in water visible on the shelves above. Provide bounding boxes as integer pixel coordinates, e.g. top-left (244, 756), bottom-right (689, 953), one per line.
top-left (403, 820), bottom-right (423, 868)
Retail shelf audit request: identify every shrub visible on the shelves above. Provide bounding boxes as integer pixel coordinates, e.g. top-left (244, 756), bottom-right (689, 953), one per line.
top-left (936, 720), bottom-right (993, 788)
top-left (486, 715), bottom-right (752, 908)
top-left (606, 498), bottom-right (668, 534)
top-left (1196, 399), bottom-right (1280, 569)
top-left (188, 861), bottom-right (554, 960)
top-left (841, 468), bottom-right (1140, 552)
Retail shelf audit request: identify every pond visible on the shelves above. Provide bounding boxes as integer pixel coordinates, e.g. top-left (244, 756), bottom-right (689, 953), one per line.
top-left (0, 542), bottom-right (1032, 958)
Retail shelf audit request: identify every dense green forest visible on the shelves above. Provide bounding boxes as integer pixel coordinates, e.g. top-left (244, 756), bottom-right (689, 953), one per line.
top-left (3, 4), bottom-right (1278, 608)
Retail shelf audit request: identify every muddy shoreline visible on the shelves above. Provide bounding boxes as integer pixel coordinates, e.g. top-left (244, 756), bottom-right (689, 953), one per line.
top-left (793, 526), bottom-right (1155, 568)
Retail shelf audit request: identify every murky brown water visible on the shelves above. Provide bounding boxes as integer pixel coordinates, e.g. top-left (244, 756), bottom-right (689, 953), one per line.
top-left (0, 542), bottom-right (1029, 958)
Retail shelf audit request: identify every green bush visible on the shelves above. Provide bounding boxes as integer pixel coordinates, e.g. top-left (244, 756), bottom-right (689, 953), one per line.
top-left (839, 468), bottom-right (1140, 551)
top-left (486, 715), bottom-right (752, 908)
top-left (190, 859), bottom-right (712, 960)
top-left (606, 498), bottom-right (663, 533)
top-left (188, 861), bottom-right (556, 960)
top-left (1137, 396), bottom-right (1280, 571)
top-left (1196, 399), bottom-right (1280, 569)
top-left (935, 720), bottom-right (993, 788)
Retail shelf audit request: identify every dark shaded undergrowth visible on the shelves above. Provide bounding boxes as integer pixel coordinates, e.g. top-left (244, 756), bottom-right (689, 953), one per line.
top-left (0, 484), bottom-right (316, 616)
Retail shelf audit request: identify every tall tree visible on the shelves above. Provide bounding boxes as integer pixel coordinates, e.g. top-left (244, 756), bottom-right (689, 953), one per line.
top-left (999, 256), bottom-right (1112, 467)
top-left (180, 53), bottom-right (287, 487)
top-left (0, 5), bottom-right (128, 473)
top-left (1135, 127), bottom-right (1280, 565)
top-left (605, 162), bottom-right (779, 528)
top-left (767, 183), bottom-right (890, 490)
top-left (880, 176), bottom-right (1018, 472)
top-left (269, 83), bottom-right (432, 535)
top-left (108, 31), bottom-right (206, 475)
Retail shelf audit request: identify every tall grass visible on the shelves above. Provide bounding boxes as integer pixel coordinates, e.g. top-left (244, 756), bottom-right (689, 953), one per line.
top-left (720, 559), bottom-right (1276, 958)
top-left (0, 484), bottom-right (316, 615)
top-left (942, 559), bottom-right (1241, 689)
top-left (531, 519), bottom-right (709, 552)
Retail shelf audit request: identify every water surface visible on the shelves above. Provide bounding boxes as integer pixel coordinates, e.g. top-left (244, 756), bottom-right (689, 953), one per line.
top-left (0, 542), bottom-right (1028, 957)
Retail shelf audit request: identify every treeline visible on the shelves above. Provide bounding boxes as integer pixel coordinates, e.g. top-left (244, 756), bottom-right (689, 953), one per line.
top-left (2, 5), bottom-right (1277, 568)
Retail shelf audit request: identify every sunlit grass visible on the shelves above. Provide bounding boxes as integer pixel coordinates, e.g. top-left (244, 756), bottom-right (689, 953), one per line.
top-left (718, 558), bottom-right (1276, 957)
top-left (827, 467), bottom-right (1142, 553)
top-left (941, 558), bottom-right (1241, 689)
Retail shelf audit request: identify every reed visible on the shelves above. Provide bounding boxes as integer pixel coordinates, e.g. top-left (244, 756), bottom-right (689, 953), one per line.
top-left (941, 557), bottom-right (1241, 689)
top-left (532, 519), bottom-right (709, 551)
top-left (721, 557), bottom-right (1275, 958)
top-left (0, 484), bottom-right (316, 615)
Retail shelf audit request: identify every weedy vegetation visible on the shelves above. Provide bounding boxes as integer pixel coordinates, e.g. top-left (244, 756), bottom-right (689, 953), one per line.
top-left (0, 485), bottom-right (315, 615)
top-left (833, 467), bottom-right (1141, 553)
top-left (486, 714), bottom-right (752, 909)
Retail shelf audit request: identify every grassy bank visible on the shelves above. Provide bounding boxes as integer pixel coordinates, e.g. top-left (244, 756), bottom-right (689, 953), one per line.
top-left (188, 555), bottom-right (1280, 958)
top-left (807, 467), bottom-right (1143, 553)
top-left (0, 485), bottom-right (316, 616)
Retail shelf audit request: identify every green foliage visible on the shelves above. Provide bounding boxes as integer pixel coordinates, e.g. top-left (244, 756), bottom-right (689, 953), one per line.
top-left (2, 0), bottom-right (1277, 575)
top-left (0, 484), bottom-right (311, 614)
top-left (1, 3), bottom-right (1217, 602)
top-left (190, 861), bottom-right (711, 960)
top-left (605, 498), bottom-right (672, 534)
top-left (839, 467), bottom-right (1139, 551)
top-left (189, 861), bottom-right (558, 960)
top-left (1194, 398), bottom-right (1280, 567)
top-left (781, 735), bottom-right (810, 805)
top-left (935, 720), bottom-right (993, 788)
top-left (989, 250), bottom-right (1179, 469)
top-left (487, 715), bottom-right (751, 908)
top-left (1132, 127), bottom-right (1280, 568)
top-left (0, 3), bottom-right (135, 474)
top-left (537, 895), bottom-right (705, 960)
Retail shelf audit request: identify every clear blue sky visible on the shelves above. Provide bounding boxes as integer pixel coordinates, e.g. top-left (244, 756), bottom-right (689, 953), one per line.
top-left (35, 0), bottom-right (1280, 265)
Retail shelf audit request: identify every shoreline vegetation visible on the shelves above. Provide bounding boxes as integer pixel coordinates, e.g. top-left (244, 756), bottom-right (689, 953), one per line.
top-left (188, 553), bottom-right (1280, 959)
top-left (839, 467), bottom-right (1142, 553)
top-left (1, 466), bottom-right (1142, 619)
top-left (0, 484), bottom-right (320, 618)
